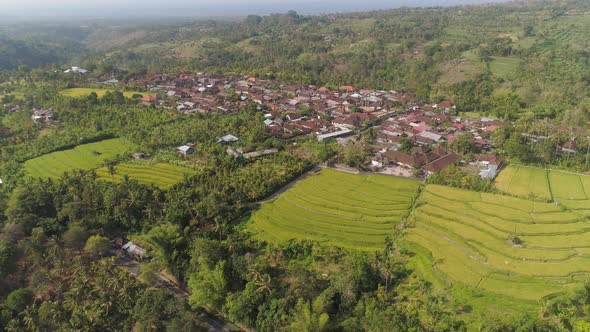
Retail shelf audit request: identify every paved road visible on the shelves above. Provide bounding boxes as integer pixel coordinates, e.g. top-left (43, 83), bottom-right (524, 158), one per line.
top-left (115, 255), bottom-right (243, 332)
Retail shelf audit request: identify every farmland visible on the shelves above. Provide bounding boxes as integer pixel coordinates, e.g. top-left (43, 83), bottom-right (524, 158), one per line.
top-left (246, 169), bottom-right (421, 251)
top-left (59, 88), bottom-right (155, 98)
top-left (489, 56), bottom-right (521, 78)
top-left (95, 162), bottom-right (194, 189)
top-left (24, 138), bottom-right (136, 178)
top-left (406, 184), bottom-right (589, 305)
top-left (246, 166), bottom-right (590, 323)
top-left (494, 165), bottom-right (552, 200)
top-left (495, 165), bottom-right (590, 214)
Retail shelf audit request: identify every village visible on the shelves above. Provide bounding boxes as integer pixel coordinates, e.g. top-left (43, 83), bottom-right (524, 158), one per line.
top-left (119, 72), bottom-right (506, 179)
top-left (13, 70), bottom-right (507, 180)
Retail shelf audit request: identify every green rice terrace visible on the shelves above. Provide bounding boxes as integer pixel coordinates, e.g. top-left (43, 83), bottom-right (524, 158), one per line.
top-left (406, 184), bottom-right (590, 303)
top-left (247, 167), bottom-right (590, 323)
top-left (95, 162), bottom-right (194, 189)
top-left (246, 169), bottom-right (421, 251)
top-left (24, 138), bottom-right (136, 178)
top-left (495, 165), bottom-right (590, 216)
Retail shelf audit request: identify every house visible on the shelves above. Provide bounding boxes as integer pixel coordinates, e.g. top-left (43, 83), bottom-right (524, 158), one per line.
top-left (286, 112), bottom-right (305, 122)
top-left (317, 128), bottom-right (353, 142)
top-left (436, 100), bottom-right (455, 110)
top-left (101, 79), bottom-right (119, 85)
top-left (176, 144), bottom-right (195, 156)
top-left (133, 152), bottom-right (150, 160)
top-left (371, 155), bottom-right (383, 169)
top-left (332, 117), bottom-right (357, 129)
top-left (217, 134), bottom-right (239, 144)
top-left (561, 141), bottom-right (578, 154)
top-left (476, 154), bottom-right (504, 179)
top-left (242, 148), bottom-right (279, 159)
top-left (64, 66), bottom-right (88, 74)
top-left (419, 131), bottom-right (443, 142)
top-left (141, 95), bottom-right (158, 104)
top-left (423, 153), bottom-right (461, 174)
top-left (227, 147), bottom-right (279, 159)
top-left (122, 241), bottom-right (147, 260)
top-left (383, 150), bottom-right (428, 168)
top-left (31, 109), bottom-right (54, 122)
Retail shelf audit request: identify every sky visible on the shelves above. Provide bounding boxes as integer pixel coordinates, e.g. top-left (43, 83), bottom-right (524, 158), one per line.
top-left (3, 0), bottom-right (511, 17)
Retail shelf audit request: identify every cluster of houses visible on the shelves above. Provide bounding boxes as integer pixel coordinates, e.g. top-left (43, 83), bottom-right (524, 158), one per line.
top-left (128, 73), bottom-right (404, 141)
top-left (368, 108), bottom-right (504, 177)
top-left (115, 72), bottom-right (507, 178)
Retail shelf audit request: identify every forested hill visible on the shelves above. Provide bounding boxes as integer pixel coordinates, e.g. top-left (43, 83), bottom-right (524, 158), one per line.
top-left (0, 35), bottom-right (79, 71)
top-left (63, 0), bottom-right (590, 110)
top-left (2, 1), bottom-right (590, 109)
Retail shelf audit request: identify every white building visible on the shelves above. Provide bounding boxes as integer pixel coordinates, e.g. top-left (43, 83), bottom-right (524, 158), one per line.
top-left (64, 66), bottom-right (89, 74)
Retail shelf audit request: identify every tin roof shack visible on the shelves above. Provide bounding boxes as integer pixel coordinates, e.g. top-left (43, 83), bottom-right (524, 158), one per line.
top-left (122, 241), bottom-right (148, 260)
top-left (217, 134), bottom-right (239, 144)
top-left (31, 109), bottom-right (55, 122)
top-left (176, 143), bottom-right (195, 156)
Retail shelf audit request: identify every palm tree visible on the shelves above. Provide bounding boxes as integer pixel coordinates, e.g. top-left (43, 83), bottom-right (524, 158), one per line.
top-left (107, 164), bottom-right (116, 177)
top-left (289, 298), bottom-right (329, 332)
top-left (45, 236), bottom-right (64, 266)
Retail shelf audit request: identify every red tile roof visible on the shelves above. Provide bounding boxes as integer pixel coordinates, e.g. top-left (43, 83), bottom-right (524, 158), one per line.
top-left (423, 153), bottom-right (461, 173)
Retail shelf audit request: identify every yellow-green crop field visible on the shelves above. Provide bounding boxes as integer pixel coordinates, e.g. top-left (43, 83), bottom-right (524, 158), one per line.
top-left (59, 88), bottom-right (155, 98)
top-left (494, 165), bottom-right (552, 200)
top-left (24, 138), bottom-right (135, 178)
top-left (406, 184), bottom-right (590, 303)
top-left (495, 165), bottom-right (590, 206)
top-left (245, 166), bottom-right (590, 324)
top-left (95, 162), bottom-right (194, 189)
top-left (246, 169), bottom-right (421, 251)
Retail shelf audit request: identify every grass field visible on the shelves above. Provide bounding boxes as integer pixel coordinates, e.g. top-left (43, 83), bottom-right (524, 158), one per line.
top-left (24, 138), bottom-right (136, 178)
top-left (489, 56), bottom-right (521, 78)
top-left (406, 184), bottom-right (589, 304)
top-left (95, 162), bottom-right (194, 189)
top-left (59, 88), bottom-right (155, 98)
top-left (246, 169), bottom-right (421, 251)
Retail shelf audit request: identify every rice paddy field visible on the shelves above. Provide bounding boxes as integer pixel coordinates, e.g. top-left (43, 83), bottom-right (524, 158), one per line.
top-left (246, 166), bottom-right (590, 324)
top-left (494, 165), bottom-right (552, 200)
top-left (95, 162), bottom-right (194, 189)
top-left (246, 169), bottom-right (421, 251)
top-left (59, 88), bottom-right (155, 98)
top-left (24, 138), bottom-right (136, 178)
top-left (406, 184), bottom-right (589, 304)
top-left (495, 165), bottom-right (590, 215)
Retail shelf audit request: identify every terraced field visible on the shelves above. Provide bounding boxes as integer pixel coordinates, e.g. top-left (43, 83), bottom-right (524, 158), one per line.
top-left (495, 165), bottom-right (590, 216)
top-left (406, 184), bottom-right (590, 302)
top-left (59, 88), bottom-right (155, 98)
top-left (24, 138), bottom-right (136, 178)
top-left (96, 162), bottom-right (194, 189)
top-left (494, 165), bottom-right (552, 200)
top-left (247, 169), bottom-right (421, 251)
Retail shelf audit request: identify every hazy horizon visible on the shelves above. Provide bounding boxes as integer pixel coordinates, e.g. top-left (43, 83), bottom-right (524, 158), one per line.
top-left (4, 0), bottom-right (511, 17)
